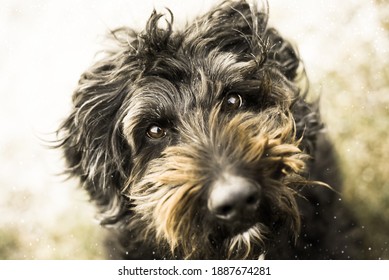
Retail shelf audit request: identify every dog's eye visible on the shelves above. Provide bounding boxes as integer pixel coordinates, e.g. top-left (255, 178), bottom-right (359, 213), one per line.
top-left (146, 125), bottom-right (167, 139)
top-left (224, 93), bottom-right (243, 110)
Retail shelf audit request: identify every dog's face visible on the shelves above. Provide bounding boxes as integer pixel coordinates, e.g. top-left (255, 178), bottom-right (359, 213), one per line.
top-left (59, 1), bottom-right (322, 259)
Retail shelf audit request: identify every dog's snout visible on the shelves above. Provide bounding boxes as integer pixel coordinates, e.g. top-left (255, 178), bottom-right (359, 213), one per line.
top-left (208, 174), bottom-right (260, 222)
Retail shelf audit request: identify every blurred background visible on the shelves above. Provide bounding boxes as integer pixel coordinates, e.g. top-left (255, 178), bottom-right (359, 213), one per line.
top-left (0, 0), bottom-right (388, 259)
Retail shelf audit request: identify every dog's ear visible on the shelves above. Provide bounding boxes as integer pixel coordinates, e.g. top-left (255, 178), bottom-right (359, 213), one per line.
top-left (57, 29), bottom-right (143, 225)
top-left (57, 10), bottom-right (179, 225)
top-left (263, 27), bottom-right (301, 81)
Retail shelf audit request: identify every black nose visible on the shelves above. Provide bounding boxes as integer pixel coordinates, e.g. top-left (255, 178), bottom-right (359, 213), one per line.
top-left (208, 174), bottom-right (260, 222)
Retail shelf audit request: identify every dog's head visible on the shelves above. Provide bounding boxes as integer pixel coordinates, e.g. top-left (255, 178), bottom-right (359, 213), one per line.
top-left (58, 0), bottom-right (323, 259)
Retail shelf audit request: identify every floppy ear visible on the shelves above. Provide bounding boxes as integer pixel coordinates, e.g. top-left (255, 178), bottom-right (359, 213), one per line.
top-left (57, 29), bottom-right (142, 225)
top-left (57, 9), bottom-right (180, 225)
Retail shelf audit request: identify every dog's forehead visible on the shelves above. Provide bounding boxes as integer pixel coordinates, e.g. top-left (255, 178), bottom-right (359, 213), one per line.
top-left (124, 50), bottom-right (255, 116)
top-left (187, 50), bottom-right (255, 83)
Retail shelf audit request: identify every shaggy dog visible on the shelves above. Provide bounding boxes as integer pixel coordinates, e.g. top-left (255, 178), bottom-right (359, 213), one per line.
top-left (57, 0), bottom-right (365, 259)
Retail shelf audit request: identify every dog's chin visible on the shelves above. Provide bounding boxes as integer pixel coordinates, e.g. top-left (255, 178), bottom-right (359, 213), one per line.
top-left (227, 221), bottom-right (258, 237)
top-left (226, 223), bottom-right (267, 259)
top-left (230, 222), bottom-right (266, 241)
top-left (207, 222), bottom-right (266, 258)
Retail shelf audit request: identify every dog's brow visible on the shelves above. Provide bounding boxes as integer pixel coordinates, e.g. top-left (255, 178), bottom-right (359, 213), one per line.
top-left (200, 50), bottom-right (257, 82)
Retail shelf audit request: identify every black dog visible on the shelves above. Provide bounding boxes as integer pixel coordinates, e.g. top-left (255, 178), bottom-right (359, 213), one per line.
top-left (57, 0), bottom-right (365, 259)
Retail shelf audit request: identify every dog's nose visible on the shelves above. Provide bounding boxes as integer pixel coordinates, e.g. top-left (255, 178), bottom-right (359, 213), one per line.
top-left (208, 174), bottom-right (260, 222)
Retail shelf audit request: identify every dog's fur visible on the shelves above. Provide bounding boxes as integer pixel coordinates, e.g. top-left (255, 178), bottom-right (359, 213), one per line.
top-left (57, 0), bottom-right (365, 259)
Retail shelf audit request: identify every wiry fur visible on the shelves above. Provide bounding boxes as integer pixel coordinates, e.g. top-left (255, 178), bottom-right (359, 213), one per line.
top-left (57, 0), bottom-right (365, 259)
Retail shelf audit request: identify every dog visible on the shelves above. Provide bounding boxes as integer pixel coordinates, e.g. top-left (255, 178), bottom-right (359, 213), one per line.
top-left (57, 0), bottom-right (366, 259)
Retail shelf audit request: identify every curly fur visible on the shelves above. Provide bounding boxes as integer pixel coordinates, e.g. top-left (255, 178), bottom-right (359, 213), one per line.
top-left (57, 0), bottom-right (365, 259)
